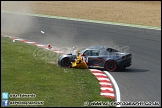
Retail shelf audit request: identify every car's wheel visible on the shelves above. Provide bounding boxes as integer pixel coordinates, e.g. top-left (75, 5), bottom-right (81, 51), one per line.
top-left (61, 58), bottom-right (71, 68)
top-left (104, 60), bottom-right (117, 72)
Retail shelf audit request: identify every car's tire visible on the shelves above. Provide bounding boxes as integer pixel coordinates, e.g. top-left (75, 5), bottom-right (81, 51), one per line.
top-left (104, 60), bottom-right (118, 72)
top-left (61, 58), bottom-right (71, 68)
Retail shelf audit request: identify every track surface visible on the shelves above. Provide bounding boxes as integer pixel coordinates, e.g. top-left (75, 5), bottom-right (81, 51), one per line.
top-left (1, 13), bottom-right (161, 105)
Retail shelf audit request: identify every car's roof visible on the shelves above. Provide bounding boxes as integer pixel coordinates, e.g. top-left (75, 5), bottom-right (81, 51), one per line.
top-left (86, 46), bottom-right (107, 50)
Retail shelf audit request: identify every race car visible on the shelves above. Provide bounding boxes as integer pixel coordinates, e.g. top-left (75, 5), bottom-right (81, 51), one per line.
top-left (57, 46), bottom-right (132, 72)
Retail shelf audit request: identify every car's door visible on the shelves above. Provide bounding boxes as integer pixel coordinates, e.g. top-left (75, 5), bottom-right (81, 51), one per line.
top-left (83, 50), bottom-right (103, 66)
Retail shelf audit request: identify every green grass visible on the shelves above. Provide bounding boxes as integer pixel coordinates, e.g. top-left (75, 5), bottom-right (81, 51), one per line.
top-left (1, 37), bottom-right (114, 107)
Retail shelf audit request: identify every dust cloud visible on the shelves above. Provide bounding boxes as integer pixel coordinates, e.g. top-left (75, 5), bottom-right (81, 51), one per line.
top-left (1, 1), bottom-right (119, 53)
top-left (1, 1), bottom-right (35, 36)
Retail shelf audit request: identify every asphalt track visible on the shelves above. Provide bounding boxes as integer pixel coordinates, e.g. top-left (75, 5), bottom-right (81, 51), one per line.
top-left (1, 13), bottom-right (161, 106)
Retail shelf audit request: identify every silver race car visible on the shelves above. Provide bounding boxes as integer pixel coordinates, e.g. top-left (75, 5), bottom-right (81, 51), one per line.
top-left (57, 46), bottom-right (132, 72)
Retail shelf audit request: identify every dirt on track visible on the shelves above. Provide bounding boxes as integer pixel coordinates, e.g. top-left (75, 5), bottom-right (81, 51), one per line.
top-left (1, 1), bottom-right (161, 28)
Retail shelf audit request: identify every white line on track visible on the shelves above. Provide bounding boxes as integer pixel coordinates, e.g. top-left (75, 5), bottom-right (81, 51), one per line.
top-left (104, 71), bottom-right (121, 107)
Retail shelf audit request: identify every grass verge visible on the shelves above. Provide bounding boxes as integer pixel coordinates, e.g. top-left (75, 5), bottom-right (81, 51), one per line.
top-left (1, 37), bottom-right (114, 107)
